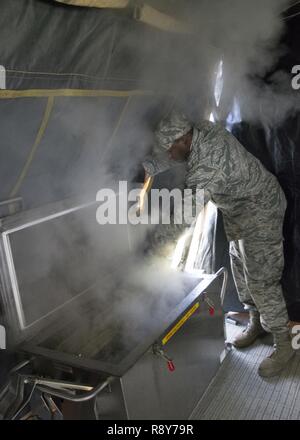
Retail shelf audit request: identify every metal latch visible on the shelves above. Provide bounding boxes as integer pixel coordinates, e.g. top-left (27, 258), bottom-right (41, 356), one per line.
top-left (203, 294), bottom-right (215, 316)
top-left (152, 344), bottom-right (175, 372)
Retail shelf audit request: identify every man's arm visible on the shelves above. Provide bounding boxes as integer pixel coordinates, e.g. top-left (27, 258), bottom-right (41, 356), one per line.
top-left (143, 150), bottom-right (181, 177)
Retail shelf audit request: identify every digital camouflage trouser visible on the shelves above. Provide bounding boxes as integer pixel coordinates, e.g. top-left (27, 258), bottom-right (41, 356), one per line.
top-left (229, 236), bottom-right (289, 334)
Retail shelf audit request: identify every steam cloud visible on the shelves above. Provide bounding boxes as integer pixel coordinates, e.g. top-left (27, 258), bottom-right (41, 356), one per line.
top-left (158, 0), bottom-right (296, 127)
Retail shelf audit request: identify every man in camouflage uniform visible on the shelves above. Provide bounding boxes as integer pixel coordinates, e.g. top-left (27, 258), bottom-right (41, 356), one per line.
top-left (143, 110), bottom-right (295, 378)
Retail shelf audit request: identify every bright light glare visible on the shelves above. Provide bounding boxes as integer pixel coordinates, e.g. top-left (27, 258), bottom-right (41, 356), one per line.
top-left (209, 112), bottom-right (215, 122)
top-left (226, 97), bottom-right (242, 131)
top-left (185, 207), bottom-right (206, 273)
top-left (214, 60), bottom-right (224, 107)
top-left (171, 233), bottom-right (189, 270)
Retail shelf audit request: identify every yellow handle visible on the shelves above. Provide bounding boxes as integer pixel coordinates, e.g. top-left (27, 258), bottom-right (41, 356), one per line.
top-left (138, 175), bottom-right (154, 213)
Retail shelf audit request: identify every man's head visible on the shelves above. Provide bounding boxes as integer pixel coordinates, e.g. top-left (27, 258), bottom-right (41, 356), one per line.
top-left (168, 129), bottom-right (193, 162)
top-left (155, 110), bottom-right (193, 162)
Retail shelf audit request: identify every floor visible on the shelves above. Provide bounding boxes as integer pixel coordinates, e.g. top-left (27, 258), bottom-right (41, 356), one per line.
top-left (190, 319), bottom-right (300, 420)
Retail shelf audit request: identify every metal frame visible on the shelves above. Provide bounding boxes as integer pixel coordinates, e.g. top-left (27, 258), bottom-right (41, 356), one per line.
top-left (27, 376), bottom-right (115, 403)
top-left (0, 197), bottom-right (98, 337)
top-left (0, 270), bottom-right (228, 418)
top-left (21, 273), bottom-right (224, 377)
top-left (0, 195), bottom-right (229, 419)
top-left (2, 269), bottom-right (227, 416)
top-left (0, 192), bottom-right (145, 344)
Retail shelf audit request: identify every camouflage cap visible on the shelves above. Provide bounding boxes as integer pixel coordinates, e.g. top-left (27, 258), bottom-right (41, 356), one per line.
top-left (155, 110), bottom-right (192, 151)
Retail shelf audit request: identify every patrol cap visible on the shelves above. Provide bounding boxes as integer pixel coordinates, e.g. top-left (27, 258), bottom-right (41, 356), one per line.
top-left (155, 110), bottom-right (192, 151)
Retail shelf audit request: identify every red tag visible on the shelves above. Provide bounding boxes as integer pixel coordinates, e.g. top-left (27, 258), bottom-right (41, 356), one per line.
top-left (167, 361), bottom-right (176, 372)
top-left (209, 307), bottom-right (215, 316)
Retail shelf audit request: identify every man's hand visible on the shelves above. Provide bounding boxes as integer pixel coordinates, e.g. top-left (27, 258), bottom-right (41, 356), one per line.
top-left (154, 242), bottom-right (177, 260)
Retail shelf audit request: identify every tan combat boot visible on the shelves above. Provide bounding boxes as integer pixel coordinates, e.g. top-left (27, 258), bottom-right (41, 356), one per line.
top-left (232, 310), bottom-right (266, 349)
top-left (258, 332), bottom-right (295, 378)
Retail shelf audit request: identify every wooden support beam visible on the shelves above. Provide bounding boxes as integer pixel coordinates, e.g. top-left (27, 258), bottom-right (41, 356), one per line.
top-left (54, 1), bottom-right (192, 34)
top-left (54, 0), bottom-right (130, 8)
top-left (134, 4), bottom-right (192, 34)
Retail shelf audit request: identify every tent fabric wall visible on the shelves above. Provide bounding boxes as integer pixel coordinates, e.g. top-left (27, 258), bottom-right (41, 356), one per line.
top-left (0, 93), bottom-right (170, 209)
top-left (231, 121), bottom-right (300, 320)
top-left (0, 0), bottom-right (208, 212)
top-left (0, 0), bottom-right (181, 209)
top-left (229, 11), bottom-right (300, 321)
top-left (276, 9), bottom-right (300, 321)
top-left (0, 0), bottom-right (190, 91)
